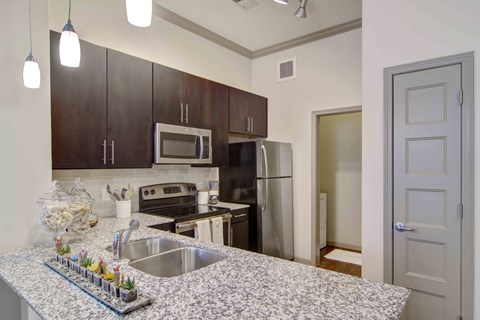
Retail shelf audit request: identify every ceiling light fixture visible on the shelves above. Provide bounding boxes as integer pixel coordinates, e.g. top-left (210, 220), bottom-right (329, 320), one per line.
top-left (274, 0), bottom-right (288, 5)
top-left (23, 0), bottom-right (41, 89)
top-left (294, 0), bottom-right (308, 18)
top-left (59, 0), bottom-right (81, 67)
top-left (126, 0), bottom-right (152, 27)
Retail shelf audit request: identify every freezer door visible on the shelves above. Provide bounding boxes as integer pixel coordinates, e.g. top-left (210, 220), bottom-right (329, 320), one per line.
top-left (257, 177), bottom-right (293, 260)
top-left (256, 141), bottom-right (292, 179)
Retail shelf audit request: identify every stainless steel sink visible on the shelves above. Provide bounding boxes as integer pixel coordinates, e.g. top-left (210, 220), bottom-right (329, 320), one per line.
top-left (106, 238), bottom-right (185, 261)
top-left (129, 247), bottom-right (227, 277)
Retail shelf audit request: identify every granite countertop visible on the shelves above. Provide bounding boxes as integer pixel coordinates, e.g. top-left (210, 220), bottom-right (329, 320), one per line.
top-left (0, 213), bottom-right (409, 319)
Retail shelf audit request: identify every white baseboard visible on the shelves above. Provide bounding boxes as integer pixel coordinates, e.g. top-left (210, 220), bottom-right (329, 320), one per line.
top-left (326, 241), bottom-right (361, 252)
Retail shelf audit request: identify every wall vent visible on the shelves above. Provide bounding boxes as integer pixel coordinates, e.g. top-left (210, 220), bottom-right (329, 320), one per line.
top-left (277, 57), bottom-right (297, 82)
top-left (232, 0), bottom-right (259, 10)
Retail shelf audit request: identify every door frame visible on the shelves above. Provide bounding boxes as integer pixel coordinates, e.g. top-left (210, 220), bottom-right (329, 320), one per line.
top-left (383, 52), bottom-right (474, 318)
top-left (310, 105), bottom-right (362, 266)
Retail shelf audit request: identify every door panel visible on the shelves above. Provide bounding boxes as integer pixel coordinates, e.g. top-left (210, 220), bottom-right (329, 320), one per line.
top-left (153, 64), bottom-right (183, 125)
top-left (182, 73), bottom-right (207, 128)
top-left (107, 50), bottom-right (153, 168)
top-left (256, 141), bottom-right (292, 178)
top-left (257, 177), bottom-right (293, 260)
top-left (229, 87), bottom-right (250, 135)
top-left (393, 64), bottom-right (461, 320)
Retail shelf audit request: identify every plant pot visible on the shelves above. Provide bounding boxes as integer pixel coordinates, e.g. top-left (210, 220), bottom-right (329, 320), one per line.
top-left (93, 274), bottom-right (103, 287)
top-left (80, 267), bottom-right (88, 278)
top-left (102, 280), bottom-right (112, 293)
top-left (87, 270), bottom-right (95, 283)
top-left (73, 263), bottom-right (81, 274)
top-left (110, 285), bottom-right (120, 298)
top-left (120, 288), bottom-right (137, 303)
top-left (54, 253), bottom-right (61, 263)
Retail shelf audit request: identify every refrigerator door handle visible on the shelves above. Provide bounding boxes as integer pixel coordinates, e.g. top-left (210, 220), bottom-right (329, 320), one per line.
top-left (261, 145), bottom-right (269, 211)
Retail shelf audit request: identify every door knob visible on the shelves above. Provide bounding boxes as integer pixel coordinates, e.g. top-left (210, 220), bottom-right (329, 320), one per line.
top-left (395, 222), bottom-right (415, 232)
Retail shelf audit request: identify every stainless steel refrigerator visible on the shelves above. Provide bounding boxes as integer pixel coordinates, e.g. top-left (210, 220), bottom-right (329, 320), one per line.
top-left (219, 141), bottom-right (293, 260)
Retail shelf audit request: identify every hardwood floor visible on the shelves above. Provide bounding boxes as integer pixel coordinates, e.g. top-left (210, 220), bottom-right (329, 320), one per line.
top-left (317, 246), bottom-right (362, 277)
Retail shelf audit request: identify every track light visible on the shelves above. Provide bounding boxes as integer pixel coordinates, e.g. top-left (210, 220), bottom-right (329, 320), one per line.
top-left (126, 0), bottom-right (152, 27)
top-left (294, 0), bottom-right (308, 18)
top-left (60, 0), bottom-right (81, 67)
top-left (274, 0), bottom-right (288, 4)
top-left (23, 0), bottom-right (40, 89)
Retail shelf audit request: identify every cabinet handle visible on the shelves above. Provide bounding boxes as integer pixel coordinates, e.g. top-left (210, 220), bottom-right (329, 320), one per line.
top-left (185, 104), bottom-right (189, 124)
top-left (246, 117), bottom-right (250, 133)
top-left (250, 117), bottom-right (254, 133)
top-left (111, 140), bottom-right (115, 165)
top-left (102, 140), bottom-right (107, 165)
top-left (235, 213), bottom-right (248, 218)
top-left (180, 103), bottom-right (184, 123)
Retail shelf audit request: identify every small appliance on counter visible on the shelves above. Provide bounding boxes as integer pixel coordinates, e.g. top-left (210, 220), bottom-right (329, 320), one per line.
top-left (208, 180), bottom-right (219, 205)
top-left (139, 183), bottom-right (231, 245)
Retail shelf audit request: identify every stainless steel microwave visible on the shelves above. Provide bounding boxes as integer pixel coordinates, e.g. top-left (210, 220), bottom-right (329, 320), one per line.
top-left (154, 123), bottom-right (212, 164)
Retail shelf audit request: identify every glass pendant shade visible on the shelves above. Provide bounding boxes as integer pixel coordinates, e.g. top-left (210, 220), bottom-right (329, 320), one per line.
top-left (23, 55), bottom-right (41, 89)
top-left (274, 0), bottom-right (288, 4)
top-left (126, 0), bottom-right (152, 27)
top-left (60, 23), bottom-right (81, 67)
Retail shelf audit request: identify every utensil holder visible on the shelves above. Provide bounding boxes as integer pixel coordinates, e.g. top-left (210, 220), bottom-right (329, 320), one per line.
top-left (116, 200), bottom-right (131, 219)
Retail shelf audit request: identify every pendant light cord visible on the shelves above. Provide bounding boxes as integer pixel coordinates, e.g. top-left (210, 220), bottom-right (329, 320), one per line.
top-left (68, 0), bottom-right (72, 23)
top-left (28, 0), bottom-right (32, 55)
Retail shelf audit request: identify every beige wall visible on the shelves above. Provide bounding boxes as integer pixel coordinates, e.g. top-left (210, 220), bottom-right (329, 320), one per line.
top-left (318, 112), bottom-right (362, 250)
top-left (252, 29), bottom-right (362, 262)
top-left (362, 0), bottom-right (480, 315)
top-left (0, 0), bottom-right (51, 318)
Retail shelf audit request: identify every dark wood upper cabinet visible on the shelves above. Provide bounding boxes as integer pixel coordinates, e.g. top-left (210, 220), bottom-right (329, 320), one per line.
top-left (153, 64), bottom-right (183, 125)
top-left (153, 64), bottom-right (208, 128)
top-left (229, 87), bottom-right (268, 137)
top-left (50, 31), bottom-right (108, 169)
top-left (107, 50), bottom-right (153, 168)
top-left (205, 81), bottom-right (229, 167)
top-left (182, 73), bottom-right (207, 128)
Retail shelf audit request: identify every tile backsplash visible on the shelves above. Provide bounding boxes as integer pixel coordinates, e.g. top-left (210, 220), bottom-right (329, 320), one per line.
top-left (53, 166), bottom-right (218, 217)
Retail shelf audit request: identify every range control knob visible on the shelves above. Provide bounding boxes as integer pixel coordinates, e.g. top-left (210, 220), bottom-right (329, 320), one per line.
top-left (191, 186), bottom-right (197, 191)
top-left (143, 190), bottom-right (150, 196)
top-left (150, 189), bottom-right (156, 195)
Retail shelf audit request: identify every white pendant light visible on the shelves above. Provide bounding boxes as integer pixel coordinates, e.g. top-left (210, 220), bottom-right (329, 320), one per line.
top-left (60, 0), bottom-right (81, 67)
top-left (23, 0), bottom-right (41, 89)
top-left (274, 0), bottom-right (288, 4)
top-left (126, 0), bottom-right (152, 28)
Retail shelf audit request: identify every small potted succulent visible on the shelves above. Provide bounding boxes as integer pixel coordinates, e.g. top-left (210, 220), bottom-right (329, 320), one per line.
top-left (120, 276), bottom-right (137, 303)
top-left (102, 272), bottom-right (114, 293)
top-left (93, 258), bottom-right (106, 287)
top-left (54, 238), bottom-right (63, 262)
top-left (87, 261), bottom-right (98, 283)
top-left (110, 266), bottom-right (122, 298)
top-left (80, 257), bottom-right (93, 279)
top-left (70, 255), bottom-right (79, 272)
top-left (60, 245), bottom-right (71, 267)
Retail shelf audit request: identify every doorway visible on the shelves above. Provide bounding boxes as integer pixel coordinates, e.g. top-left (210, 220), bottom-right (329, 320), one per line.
top-left (384, 52), bottom-right (474, 319)
top-left (311, 106), bottom-right (362, 277)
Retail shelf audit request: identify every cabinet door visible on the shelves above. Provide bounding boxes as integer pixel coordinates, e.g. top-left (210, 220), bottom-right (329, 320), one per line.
top-left (107, 50), bottom-right (153, 168)
top-left (205, 81), bottom-right (229, 167)
top-left (50, 31), bottom-right (107, 169)
top-left (182, 73), bottom-right (207, 128)
top-left (248, 93), bottom-right (268, 137)
top-left (153, 64), bottom-right (183, 125)
top-left (229, 87), bottom-right (250, 135)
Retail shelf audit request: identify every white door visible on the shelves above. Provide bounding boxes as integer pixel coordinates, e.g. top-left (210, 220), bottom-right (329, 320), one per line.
top-left (393, 64), bottom-right (462, 319)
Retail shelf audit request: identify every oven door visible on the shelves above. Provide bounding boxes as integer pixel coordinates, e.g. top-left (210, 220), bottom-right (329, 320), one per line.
top-left (154, 123), bottom-right (212, 164)
top-left (175, 217), bottom-right (232, 246)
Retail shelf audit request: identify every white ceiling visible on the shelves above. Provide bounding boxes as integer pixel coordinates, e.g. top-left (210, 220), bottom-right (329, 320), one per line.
top-left (154, 0), bottom-right (362, 52)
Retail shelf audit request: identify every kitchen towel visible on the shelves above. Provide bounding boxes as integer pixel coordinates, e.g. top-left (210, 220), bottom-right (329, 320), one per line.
top-left (195, 220), bottom-right (212, 242)
top-left (211, 216), bottom-right (224, 245)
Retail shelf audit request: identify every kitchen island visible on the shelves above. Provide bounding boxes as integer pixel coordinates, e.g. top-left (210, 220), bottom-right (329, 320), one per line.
top-left (0, 214), bottom-right (409, 319)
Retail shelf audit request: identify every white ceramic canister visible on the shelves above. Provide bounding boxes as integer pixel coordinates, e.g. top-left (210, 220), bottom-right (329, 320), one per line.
top-left (116, 200), bottom-right (131, 219)
top-left (197, 190), bottom-right (209, 205)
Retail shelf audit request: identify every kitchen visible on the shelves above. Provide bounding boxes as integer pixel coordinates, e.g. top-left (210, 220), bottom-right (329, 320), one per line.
top-left (1, 0), bottom-right (479, 319)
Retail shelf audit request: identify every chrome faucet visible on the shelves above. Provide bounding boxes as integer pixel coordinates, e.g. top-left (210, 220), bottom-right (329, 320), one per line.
top-left (112, 219), bottom-right (140, 260)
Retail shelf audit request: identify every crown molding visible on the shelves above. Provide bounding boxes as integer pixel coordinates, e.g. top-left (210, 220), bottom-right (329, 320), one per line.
top-left (152, 3), bottom-right (362, 60)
